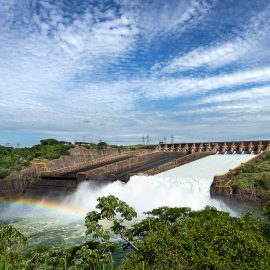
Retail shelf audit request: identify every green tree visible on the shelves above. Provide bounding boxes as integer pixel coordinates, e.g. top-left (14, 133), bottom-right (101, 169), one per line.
top-left (40, 139), bottom-right (60, 145)
top-left (119, 207), bottom-right (270, 270)
top-left (0, 141), bottom-right (74, 179)
top-left (97, 141), bottom-right (109, 149)
top-left (85, 195), bottom-right (137, 250)
top-left (0, 224), bottom-right (27, 268)
top-left (84, 196), bottom-right (270, 269)
top-left (0, 224), bottom-right (115, 269)
top-left (2, 196), bottom-right (270, 269)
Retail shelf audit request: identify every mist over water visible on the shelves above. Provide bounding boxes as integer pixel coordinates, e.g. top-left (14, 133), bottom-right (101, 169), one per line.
top-left (65, 154), bottom-right (255, 216)
top-left (0, 201), bottom-right (87, 249)
top-left (0, 154), bottom-right (255, 248)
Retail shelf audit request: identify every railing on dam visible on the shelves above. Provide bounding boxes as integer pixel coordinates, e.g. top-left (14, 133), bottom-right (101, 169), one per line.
top-left (156, 140), bottom-right (270, 154)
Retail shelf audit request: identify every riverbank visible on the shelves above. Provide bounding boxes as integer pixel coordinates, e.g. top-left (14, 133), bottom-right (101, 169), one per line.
top-left (211, 148), bottom-right (270, 208)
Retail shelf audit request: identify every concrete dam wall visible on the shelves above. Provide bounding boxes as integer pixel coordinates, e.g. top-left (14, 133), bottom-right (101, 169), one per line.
top-left (158, 140), bottom-right (269, 154)
top-left (23, 151), bottom-right (186, 198)
top-left (77, 151), bottom-right (187, 182)
top-left (1, 140), bottom-right (269, 199)
top-left (0, 147), bottom-right (143, 198)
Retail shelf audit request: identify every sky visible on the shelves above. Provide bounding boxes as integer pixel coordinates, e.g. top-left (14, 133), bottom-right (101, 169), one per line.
top-left (0, 0), bottom-right (270, 146)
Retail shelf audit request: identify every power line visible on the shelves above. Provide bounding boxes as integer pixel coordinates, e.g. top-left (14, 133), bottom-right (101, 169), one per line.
top-left (107, 140), bottom-right (140, 143)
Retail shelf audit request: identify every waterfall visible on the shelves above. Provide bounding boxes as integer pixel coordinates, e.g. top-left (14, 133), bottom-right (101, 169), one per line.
top-left (65, 154), bottom-right (255, 216)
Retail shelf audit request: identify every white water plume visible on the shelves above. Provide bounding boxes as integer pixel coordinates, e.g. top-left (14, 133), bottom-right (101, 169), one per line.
top-left (65, 154), bottom-right (255, 216)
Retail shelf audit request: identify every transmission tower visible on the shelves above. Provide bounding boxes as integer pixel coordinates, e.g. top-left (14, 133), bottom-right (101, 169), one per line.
top-left (146, 135), bottom-right (149, 145)
top-left (142, 136), bottom-right (145, 145)
top-left (171, 135), bottom-right (174, 144)
top-left (163, 137), bottom-right (167, 144)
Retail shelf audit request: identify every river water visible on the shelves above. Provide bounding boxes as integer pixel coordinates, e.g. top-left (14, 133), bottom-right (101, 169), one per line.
top-left (0, 154), bottom-right (255, 249)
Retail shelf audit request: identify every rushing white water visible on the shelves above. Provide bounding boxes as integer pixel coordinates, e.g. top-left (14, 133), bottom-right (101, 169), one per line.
top-left (0, 154), bottom-right (256, 248)
top-left (65, 154), bottom-right (255, 216)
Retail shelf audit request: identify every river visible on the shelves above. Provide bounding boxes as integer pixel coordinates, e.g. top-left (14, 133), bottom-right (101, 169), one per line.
top-left (0, 154), bottom-right (255, 249)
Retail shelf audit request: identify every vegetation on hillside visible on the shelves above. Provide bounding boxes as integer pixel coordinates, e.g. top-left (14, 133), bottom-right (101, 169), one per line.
top-left (1, 195), bottom-right (270, 269)
top-left (232, 154), bottom-right (270, 190)
top-left (0, 139), bottom-right (153, 179)
top-left (0, 139), bottom-right (74, 179)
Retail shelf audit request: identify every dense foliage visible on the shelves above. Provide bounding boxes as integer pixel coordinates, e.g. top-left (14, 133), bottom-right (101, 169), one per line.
top-left (120, 207), bottom-right (270, 269)
top-left (232, 154), bottom-right (270, 190)
top-left (0, 140), bottom-right (74, 179)
top-left (2, 196), bottom-right (270, 269)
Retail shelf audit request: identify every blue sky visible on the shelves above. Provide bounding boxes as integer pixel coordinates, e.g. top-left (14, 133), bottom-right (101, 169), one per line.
top-left (1, 0), bottom-right (270, 146)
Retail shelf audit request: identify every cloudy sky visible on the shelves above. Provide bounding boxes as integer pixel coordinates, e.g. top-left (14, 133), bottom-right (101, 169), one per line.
top-left (1, 0), bottom-right (270, 146)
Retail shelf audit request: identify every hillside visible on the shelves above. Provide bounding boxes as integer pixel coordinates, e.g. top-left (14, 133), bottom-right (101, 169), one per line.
top-left (0, 139), bottom-right (74, 179)
top-left (232, 154), bottom-right (270, 190)
top-left (0, 139), bottom-right (152, 179)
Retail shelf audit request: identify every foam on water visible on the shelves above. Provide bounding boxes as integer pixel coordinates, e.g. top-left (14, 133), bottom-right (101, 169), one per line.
top-left (65, 154), bottom-right (255, 216)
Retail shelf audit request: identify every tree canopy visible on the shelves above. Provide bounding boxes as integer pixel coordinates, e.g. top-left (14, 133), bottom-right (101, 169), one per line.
top-left (1, 196), bottom-right (270, 269)
top-left (85, 196), bottom-right (270, 269)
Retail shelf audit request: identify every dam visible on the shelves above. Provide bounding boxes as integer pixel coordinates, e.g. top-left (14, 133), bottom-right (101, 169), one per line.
top-left (0, 140), bottom-right (269, 199)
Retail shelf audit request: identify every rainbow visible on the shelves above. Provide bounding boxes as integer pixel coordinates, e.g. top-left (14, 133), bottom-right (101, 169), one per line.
top-left (0, 198), bottom-right (86, 219)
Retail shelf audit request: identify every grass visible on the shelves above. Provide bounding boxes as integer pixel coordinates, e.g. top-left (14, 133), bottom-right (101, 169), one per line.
top-left (232, 154), bottom-right (270, 190)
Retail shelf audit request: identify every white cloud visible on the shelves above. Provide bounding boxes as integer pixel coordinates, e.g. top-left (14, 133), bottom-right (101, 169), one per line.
top-left (178, 100), bottom-right (270, 115)
top-left (160, 5), bottom-right (270, 72)
top-left (0, 1), bottom-right (141, 142)
top-left (162, 38), bottom-right (252, 72)
top-left (0, 0), bottom-right (270, 145)
top-left (192, 85), bottom-right (270, 105)
top-left (120, 0), bottom-right (216, 42)
top-left (142, 67), bottom-right (270, 99)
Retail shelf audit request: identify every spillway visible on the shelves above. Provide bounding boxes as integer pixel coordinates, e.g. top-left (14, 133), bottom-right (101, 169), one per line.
top-left (65, 154), bottom-right (255, 215)
top-left (0, 154), bottom-right (255, 249)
